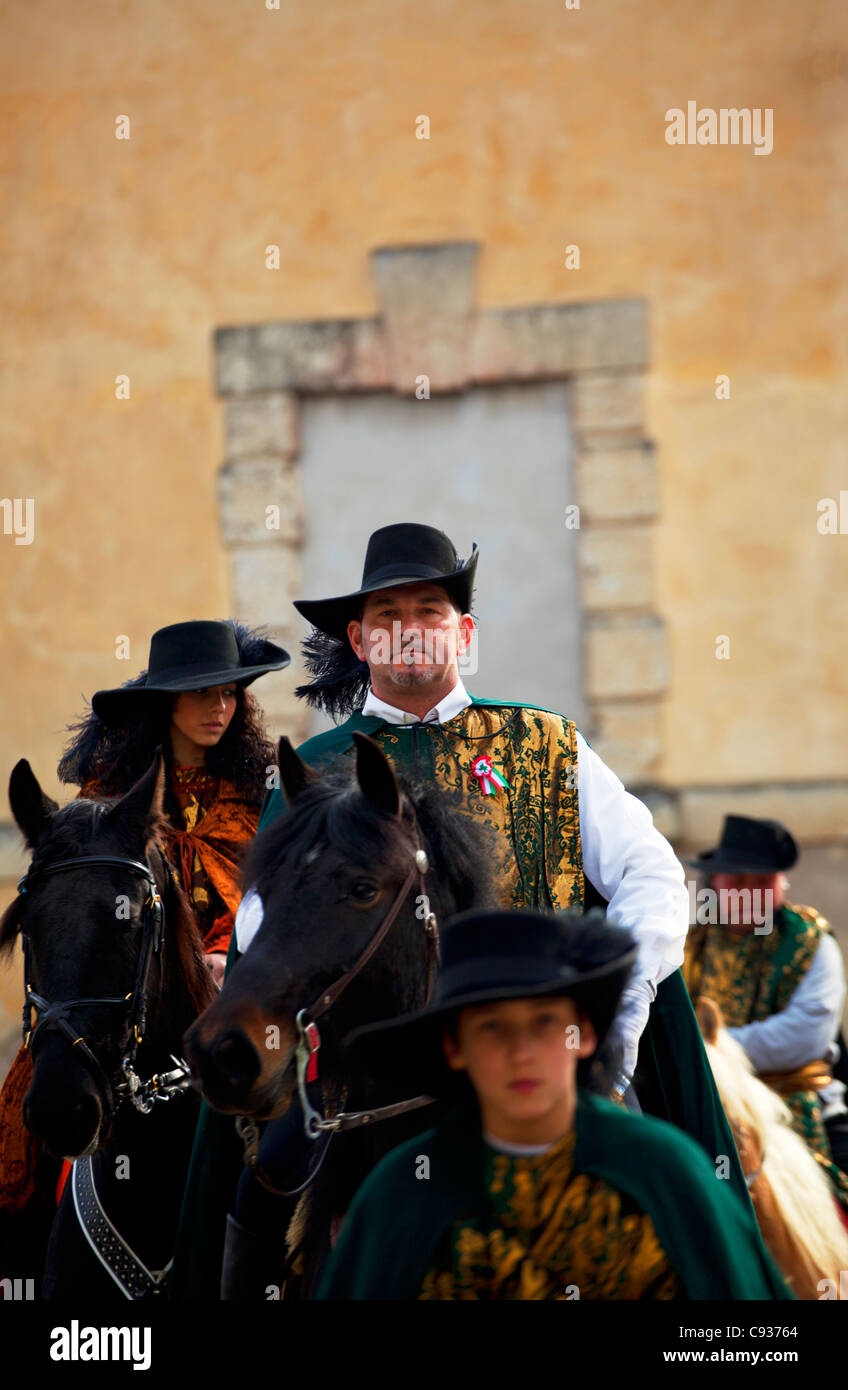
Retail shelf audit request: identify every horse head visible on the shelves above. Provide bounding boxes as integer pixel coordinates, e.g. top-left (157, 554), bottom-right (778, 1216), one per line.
top-left (1, 752), bottom-right (213, 1159)
top-left (185, 732), bottom-right (492, 1119)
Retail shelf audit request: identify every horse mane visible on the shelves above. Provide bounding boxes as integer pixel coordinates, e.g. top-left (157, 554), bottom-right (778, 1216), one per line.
top-left (243, 766), bottom-right (496, 919)
top-left (704, 1020), bottom-right (848, 1292)
top-left (148, 843), bottom-right (217, 1018)
top-left (0, 898), bottom-right (24, 956)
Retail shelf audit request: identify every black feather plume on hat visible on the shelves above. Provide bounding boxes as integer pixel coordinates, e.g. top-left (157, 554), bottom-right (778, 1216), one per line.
top-left (293, 627), bottom-right (371, 721)
top-left (227, 619), bottom-right (278, 670)
top-left (57, 669), bottom-right (149, 786)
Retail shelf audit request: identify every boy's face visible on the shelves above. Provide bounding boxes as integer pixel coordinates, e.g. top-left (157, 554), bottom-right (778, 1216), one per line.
top-left (442, 995), bottom-right (597, 1143)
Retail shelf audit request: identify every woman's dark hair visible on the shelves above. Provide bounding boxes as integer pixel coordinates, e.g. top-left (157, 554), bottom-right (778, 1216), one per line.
top-left (58, 622), bottom-right (278, 813)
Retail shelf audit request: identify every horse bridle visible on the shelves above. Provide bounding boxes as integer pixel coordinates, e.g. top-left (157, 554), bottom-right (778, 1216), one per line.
top-left (237, 830), bottom-right (442, 1190)
top-left (14, 852), bottom-right (189, 1114)
top-left (295, 837), bottom-right (440, 1137)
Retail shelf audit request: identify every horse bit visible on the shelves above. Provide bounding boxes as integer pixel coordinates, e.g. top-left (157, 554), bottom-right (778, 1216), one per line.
top-left (14, 853), bottom-right (191, 1114)
top-left (236, 832), bottom-right (441, 1190)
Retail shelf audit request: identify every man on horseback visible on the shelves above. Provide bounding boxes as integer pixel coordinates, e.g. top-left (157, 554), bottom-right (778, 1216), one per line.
top-left (171, 522), bottom-right (751, 1297)
top-left (683, 814), bottom-right (848, 1212)
top-left (251, 523), bottom-right (691, 1107)
top-left (249, 524), bottom-right (730, 1139)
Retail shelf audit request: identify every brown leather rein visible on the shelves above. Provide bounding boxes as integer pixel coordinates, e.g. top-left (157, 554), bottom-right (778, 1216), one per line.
top-left (237, 836), bottom-right (441, 1196)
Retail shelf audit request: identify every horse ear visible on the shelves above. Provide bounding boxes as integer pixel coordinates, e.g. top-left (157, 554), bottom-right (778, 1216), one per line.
top-left (277, 737), bottom-right (321, 804)
top-left (102, 748), bottom-right (166, 846)
top-left (9, 760), bottom-right (59, 849)
top-left (352, 732), bottom-right (401, 817)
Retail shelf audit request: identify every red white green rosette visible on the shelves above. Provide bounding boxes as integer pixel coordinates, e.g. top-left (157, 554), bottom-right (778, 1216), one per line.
top-left (471, 754), bottom-right (509, 797)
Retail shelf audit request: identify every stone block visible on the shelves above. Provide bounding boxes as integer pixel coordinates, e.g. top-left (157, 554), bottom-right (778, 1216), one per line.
top-left (574, 440), bottom-right (658, 522)
top-left (587, 698), bottom-right (663, 783)
top-left (230, 544), bottom-right (301, 629)
top-left (584, 614), bottom-right (668, 700)
top-left (218, 457), bottom-right (303, 546)
top-left (215, 318), bottom-right (389, 395)
top-left (471, 299), bottom-right (648, 381)
top-left (578, 525), bottom-right (654, 611)
top-left (224, 393), bottom-right (299, 458)
top-left (570, 371), bottom-right (645, 435)
top-left (370, 242), bottom-right (479, 393)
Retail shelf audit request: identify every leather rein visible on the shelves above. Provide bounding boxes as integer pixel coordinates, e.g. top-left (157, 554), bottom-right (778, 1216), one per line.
top-left (236, 834), bottom-right (441, 1196)
top-left (15, 852), bottom-right (191, 1115)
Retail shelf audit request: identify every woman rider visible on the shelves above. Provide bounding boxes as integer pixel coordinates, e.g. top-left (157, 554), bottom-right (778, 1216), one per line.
top-left (0, 619), bottom-right (289, 1275)
top-left (61, 619), bottom-right (289, 985)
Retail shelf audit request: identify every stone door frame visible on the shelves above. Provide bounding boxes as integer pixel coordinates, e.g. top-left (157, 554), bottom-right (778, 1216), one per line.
top-left (214, 241), bottom-right (665, 788)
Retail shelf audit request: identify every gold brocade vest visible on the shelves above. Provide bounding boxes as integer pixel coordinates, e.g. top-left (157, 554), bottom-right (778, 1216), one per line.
top-left (683, 902), bottom-right (828, 1027)
top-left (350, 704), bottom-right (584, 912)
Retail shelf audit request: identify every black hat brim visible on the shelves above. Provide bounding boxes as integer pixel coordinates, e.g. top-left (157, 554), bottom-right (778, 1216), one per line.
top-left (91, 644), bottom-right (290, 724)
top-left (293, 548), bottom-right (479, 642)
top-left (343, 953), bottom-right (636, 1101)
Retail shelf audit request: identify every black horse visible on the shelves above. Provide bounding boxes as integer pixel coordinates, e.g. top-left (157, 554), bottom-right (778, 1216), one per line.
top-left (0, 751), bottom-right (215, 1299)
top-left (184, 732), bottom-right (494, 1296)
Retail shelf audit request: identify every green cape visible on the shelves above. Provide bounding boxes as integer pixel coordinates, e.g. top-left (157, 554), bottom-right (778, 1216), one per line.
top-left (316, 1090), bottom-right (794, 1301)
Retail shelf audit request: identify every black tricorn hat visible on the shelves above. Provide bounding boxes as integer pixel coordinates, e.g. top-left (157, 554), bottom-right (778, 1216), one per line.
top-left (684, 815), bottom-right (799, 875)
top-left (91, 620), bottom-right (290, 724)
top-left (343, 907), bottom-right (637, 1099)
top-left (293, 523), bottom-right (479, 642)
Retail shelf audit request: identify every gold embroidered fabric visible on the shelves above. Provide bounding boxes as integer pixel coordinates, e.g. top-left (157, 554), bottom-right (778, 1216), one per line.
top-left (374, 705), bottom-right (584, 911)
top-left (166, 765), bottom-right (260, 953)
top-left (418, 1128), bottom-right (679, 1300)
top-left (683, 903), bottom-right (823, 1026)
top-left (171, 766), bottom-right (220, 924)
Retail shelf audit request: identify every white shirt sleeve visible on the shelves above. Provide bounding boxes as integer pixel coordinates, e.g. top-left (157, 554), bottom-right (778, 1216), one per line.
top-left (575, 730), bottom-right (689, 1081)
top-left (728, 932), bottom-right (846, 1073)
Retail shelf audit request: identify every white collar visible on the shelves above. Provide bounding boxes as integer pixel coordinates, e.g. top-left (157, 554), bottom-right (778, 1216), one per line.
top-left (361, 677), bottom-right (472, 726)
top-left (482, 1131), bottom-right (557, 1156)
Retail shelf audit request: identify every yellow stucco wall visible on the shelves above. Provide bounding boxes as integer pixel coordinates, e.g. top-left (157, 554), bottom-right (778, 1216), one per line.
top-left (0, 0), bottom-right (845, 812)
